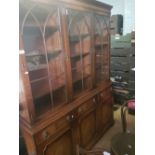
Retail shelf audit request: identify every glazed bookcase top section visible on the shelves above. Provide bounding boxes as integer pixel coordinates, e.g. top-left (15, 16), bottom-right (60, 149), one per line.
top-left (19, 0), bottom-right (111, 123)
top-left (20, 3), bottom-right (68, 118)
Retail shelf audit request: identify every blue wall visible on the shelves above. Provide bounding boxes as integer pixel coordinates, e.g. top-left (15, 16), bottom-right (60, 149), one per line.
top-left (97, 0), bottom-right (135, 34)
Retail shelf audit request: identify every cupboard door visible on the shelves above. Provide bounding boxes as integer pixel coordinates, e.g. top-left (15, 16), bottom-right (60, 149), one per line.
top-left (20, 3), bottom-right (68, 118)
top-left (79, 110), bottom-right (96, 147)
top-left (77, 98), bottom-right (97, 147)
top-left (94, 14), bottom-right (110, 84)
top-left (38, 129), bottom-right (74, 155)
top-left (67, 9), bottom-right (93, 98)
top-left (97, 95), bottom-right (113, 133)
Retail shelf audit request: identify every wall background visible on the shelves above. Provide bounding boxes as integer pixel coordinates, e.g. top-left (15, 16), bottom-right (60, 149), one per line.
top-left (97, 0), bottom-right (135, 35)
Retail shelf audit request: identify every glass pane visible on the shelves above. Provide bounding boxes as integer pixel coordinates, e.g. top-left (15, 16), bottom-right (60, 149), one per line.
top-left (31, 78), bottom-right (52, 116)
top-left (68, 9), bottom-right (92, 97)
top-left (21, 4), bottom-right (67, 117)
top-left (94, 14), bottom-right (109, 84)
top-left (44, 9), bottom-right (67, 108)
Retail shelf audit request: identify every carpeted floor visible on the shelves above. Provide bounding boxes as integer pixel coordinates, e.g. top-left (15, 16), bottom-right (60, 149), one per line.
top-left (94, 104), bottom-right (135, 151)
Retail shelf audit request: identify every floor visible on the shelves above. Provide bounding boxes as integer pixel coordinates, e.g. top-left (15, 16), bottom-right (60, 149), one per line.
top-left (94, 104), bottom-right (135, 151)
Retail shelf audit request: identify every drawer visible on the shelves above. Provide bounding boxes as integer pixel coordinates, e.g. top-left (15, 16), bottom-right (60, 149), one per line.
top-left (34, 123), bottom-right (56, 145)
top-left (35, 115), bottom-right (71, 145)
top-left (55, 114), bottom-right (71, 130)
top-left (100, 88), bottom-right (112, 102)
top-left (77, 97), bottom-right (96, 117)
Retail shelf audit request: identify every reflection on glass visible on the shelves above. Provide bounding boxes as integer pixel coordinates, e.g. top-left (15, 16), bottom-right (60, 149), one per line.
top-left (68, 9), bottom-right (92, 97)
top-left (21, 4), bottom-right (67, 116)
top-left (94, 14), bottom-right (110, 84)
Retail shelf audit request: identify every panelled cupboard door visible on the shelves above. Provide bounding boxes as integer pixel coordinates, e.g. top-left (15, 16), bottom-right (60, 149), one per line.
top-left (37, 129), bottom-right (74, 155)
top-left (19, 3), bottom-right (68, 119)
top-left (67, 9), bottom-right (93, 98)
top-left (94, 14), bottom-right (110, 84)
top-left (77, 98), bottom-right (97, 147)
top-left (95, 88), bottom-right (112, 133)
top-left (102, 98), bottom-right (113, 126)
top-left (79, 110), bottom-right (96, 147)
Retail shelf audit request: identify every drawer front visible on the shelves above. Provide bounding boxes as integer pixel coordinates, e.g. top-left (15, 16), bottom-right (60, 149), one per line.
top-left (100, 88), bottom-right (112, 102)
top-left (77, 97), bottom-right (96, 117)
top-left (34, 123), bottom-right (56, 145)
top-left (35, 115), bottom-right (71, 145)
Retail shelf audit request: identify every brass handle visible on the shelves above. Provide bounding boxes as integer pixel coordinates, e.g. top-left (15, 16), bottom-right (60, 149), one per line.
top-left (71, 114), bottom-right (74, 119)
top-left (42, 131), bottom-right (49, 140)
top-left (66, 114), bottom-right (75, 122)
top-left (93, 98), bottom-right (96, 103)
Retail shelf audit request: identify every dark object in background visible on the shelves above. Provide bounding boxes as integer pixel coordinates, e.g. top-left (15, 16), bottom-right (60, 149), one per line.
top-left (127, 99), bottom-right (135, 115)
top-left (110, 14), bottom-right (123, 35)
top-left (131, 30), bottom-right (135, 47)
top-left (19, 137), bottom-right (28, 155)
top-left (110, 33), bottom-right (135, 104)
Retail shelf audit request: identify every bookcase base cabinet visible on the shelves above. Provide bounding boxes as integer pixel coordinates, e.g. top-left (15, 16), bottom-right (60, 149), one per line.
top-left (20, 85), bottom-right (114, 155)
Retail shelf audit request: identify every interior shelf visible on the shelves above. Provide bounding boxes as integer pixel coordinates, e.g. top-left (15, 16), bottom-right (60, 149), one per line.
top-left (23, 25), bottom-right (58, 36)
top-left (95, 42), bottom-right (108, 48)
top-left (71, 52), bottom-right (89, 59)
top-left (26, 49), bottom-right (61, 57)
top-left (72, 64), bottom-right (91, 71)
top-left (30, 71), bottom-right (65, 83)
top-left (96, 54), bottom-right (104, 57)
top-left (47, 49), bottom-right (62, 60)
top-left (32, 80), bottom-right (65, 100)
top-left (73, 72), bottom-right (90, 83)
top-left (28, 64), bottom-right (47, 72)
top-left (69, 33), bottom-right (90, 42)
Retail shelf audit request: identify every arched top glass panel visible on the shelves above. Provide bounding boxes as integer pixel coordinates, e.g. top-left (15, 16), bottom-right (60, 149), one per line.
top-left (94, 14), bottom-right (110, 84)
top-left (20, 3), bottom-right (67, 117)
top-left (67, 9), bottom-right (92, 98)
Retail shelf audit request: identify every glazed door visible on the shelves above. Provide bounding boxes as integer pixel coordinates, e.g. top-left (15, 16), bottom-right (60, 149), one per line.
top-left (94, 14), bottom-right (110, 85)
top-left (20, 3), bottom-right (68, 118)
top-left (67, 9), bottom-right (93, 98)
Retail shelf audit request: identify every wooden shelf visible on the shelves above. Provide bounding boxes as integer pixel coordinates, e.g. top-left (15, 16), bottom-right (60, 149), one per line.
top-left (69, 34), bottom-right (90, 42)
top-left (26, 49), bottom-right (62, 71)
top-left (73, 72), bottom-right (90, 83)
top-left (23, 25), bottom-right (58, 37)
top-left (28, 64), bottom-right (47, 72)
top-left (71, 52), bottom-right (89, 59)
top-left (95, 42), bottom-right (109, 48)
top-left (32, 80), bottom-right (65, 99)
top-left (26, 52), bottom-right (45, 56)
top-left (72, 64), bottom-right (91, 71)
top-left (26, 49), bottom-right (61, 57)
top-left (47, 49), bottom-right (62, 60)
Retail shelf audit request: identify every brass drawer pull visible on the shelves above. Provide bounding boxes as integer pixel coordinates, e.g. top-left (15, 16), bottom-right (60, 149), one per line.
top-left (93, 98), bottom-right (96, 103)
top-left (42, 131), bottom-right (49, 140)
top-left (66, 114), bottom-right (75, 122)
